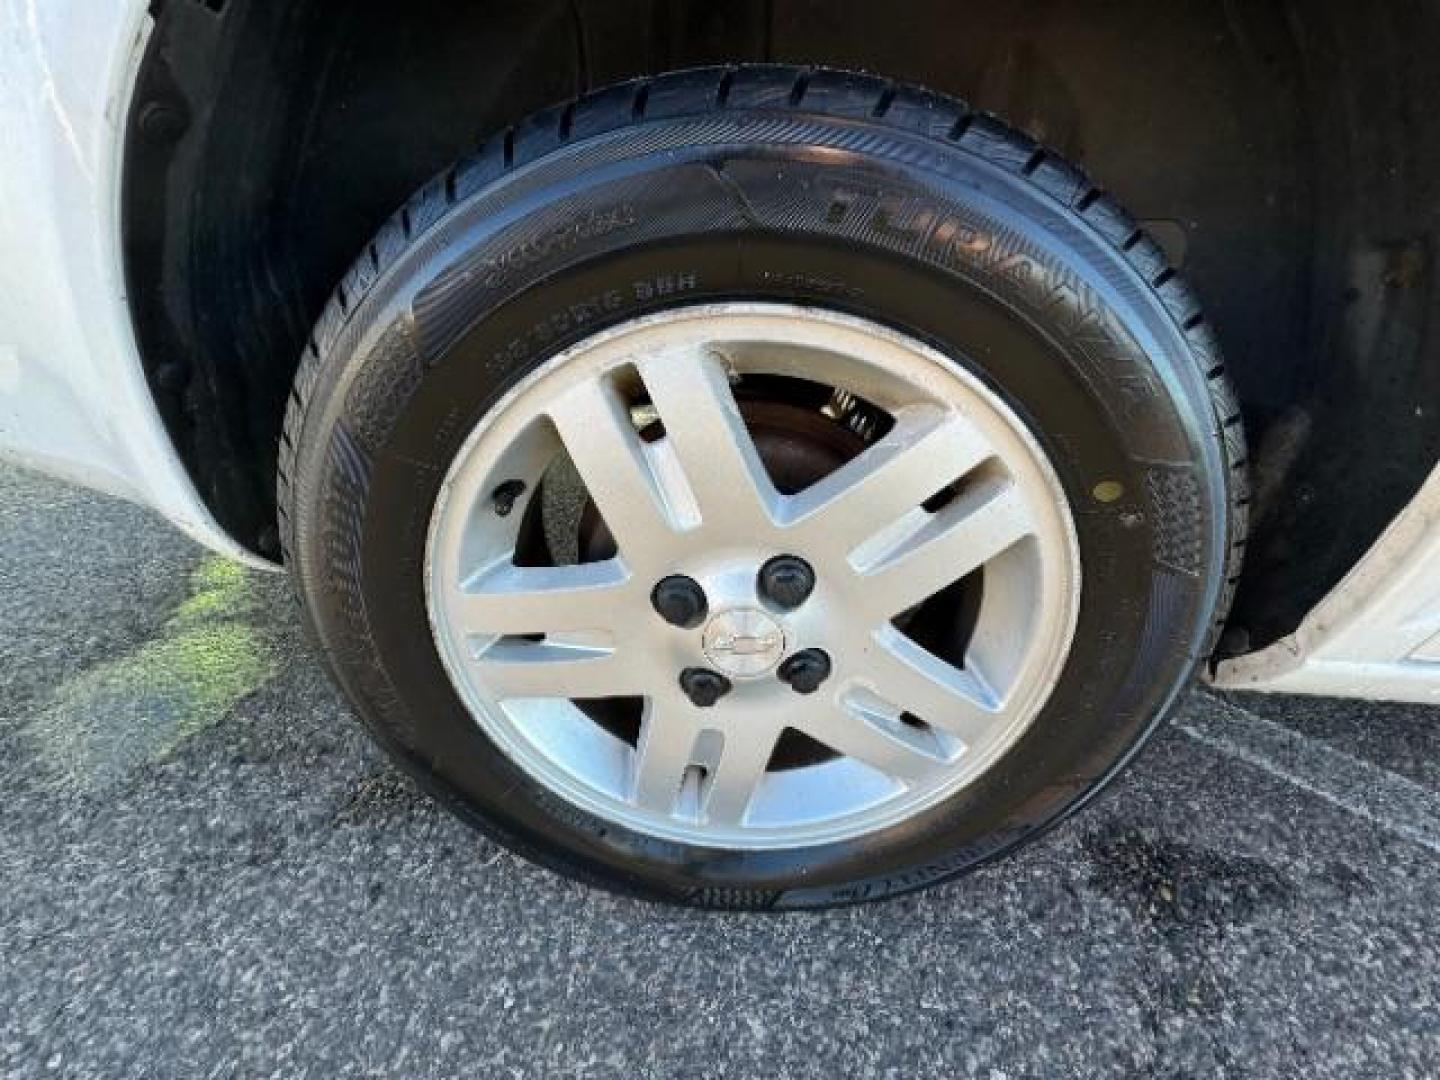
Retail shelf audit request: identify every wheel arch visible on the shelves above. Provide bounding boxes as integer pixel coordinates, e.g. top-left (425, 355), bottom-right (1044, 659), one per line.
top-left (121, 0), bottom-right (1440, 651)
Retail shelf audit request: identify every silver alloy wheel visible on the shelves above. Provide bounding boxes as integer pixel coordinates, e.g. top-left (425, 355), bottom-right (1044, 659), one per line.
top-left (426, 304), bottom-right (1080, 849)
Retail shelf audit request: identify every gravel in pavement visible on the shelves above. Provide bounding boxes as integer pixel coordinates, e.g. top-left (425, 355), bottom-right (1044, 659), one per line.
top-left (2, 464), bottom-right (1438, 1079)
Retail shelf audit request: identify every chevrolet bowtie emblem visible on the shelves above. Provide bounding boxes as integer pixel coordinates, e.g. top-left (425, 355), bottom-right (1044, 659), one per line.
top-left (701, 608), bottom-right (788, 677)
top-left (710, 632), bottom-right (782, 656)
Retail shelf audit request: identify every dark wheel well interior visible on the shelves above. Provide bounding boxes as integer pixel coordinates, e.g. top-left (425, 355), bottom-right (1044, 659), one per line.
top-left (123, 0), bottom-right (1440, 650)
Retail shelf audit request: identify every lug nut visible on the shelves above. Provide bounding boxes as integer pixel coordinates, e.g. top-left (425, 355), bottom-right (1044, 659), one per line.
top-left (778, 649), bottom-right (832, 695)
top-left (680, 667), bottom-right (732, 708)
top-left (652, 575), bottom-right (708, 628)
top-left (758, 554), bottom-right (816, 610)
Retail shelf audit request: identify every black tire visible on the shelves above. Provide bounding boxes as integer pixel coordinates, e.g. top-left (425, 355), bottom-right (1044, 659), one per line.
top-left (278, 65), bottom-right (1247, 909)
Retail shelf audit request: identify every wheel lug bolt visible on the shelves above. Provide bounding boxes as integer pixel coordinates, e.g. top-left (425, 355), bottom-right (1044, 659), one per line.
top-left (778, 649), bottom-right (832, 694)
top-left (680, 667), bottom-right (732, 708)
top-left (758, 554), bottom-right (815, 610)
top-left (651, 575), bottom-right (708, 628)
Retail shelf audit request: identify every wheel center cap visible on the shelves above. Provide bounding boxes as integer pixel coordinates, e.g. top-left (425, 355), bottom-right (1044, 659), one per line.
top-left (702, 608), bottom-right (787, 678)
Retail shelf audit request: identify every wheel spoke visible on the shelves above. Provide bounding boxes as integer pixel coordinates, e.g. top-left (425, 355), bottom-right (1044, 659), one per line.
top-left (863, 626), bottom-right (1003, 746)
top-left (636, 346), bottom-right (777, 533)
top-left (852, 478), bottom-right (1034, 618)
top-left (629, 699), bottom-right (700, 814)
top-left (702, 726), bottom-right (780, 827)
top-left (456, 560), bottom-right (630, 637)
top-left (805, 694), bottom-right (950, 783)
top-left (471, 640), bottom-right (637, 700)
top-left (547, 376), bottom-right (684, 568)
top-left (781, 406), bottom-right (992, 554)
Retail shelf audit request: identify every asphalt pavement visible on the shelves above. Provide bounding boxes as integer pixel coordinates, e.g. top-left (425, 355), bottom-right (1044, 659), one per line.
top-left (2, 462), bottom-right (1438, 1078)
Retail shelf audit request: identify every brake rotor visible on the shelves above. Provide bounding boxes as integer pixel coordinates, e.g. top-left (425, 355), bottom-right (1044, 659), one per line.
top-left (576, 397), bottom-right (873, 563)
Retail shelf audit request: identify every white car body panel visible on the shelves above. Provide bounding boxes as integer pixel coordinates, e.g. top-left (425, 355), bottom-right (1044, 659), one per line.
top-left (0, 2), bottom-right (1437, 690)
top-left (1214, 463), bottom-right (1440, 703)
top-left (0, 0), bottom-right (262, 566)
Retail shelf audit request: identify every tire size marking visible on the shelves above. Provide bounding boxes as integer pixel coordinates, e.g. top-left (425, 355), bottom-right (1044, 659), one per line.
top-left (488, 272), bottom-right (700, 372)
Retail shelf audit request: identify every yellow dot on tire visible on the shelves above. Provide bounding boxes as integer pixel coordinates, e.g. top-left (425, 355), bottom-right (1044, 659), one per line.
top-left (1092, 480), bottom-right (1125, 503)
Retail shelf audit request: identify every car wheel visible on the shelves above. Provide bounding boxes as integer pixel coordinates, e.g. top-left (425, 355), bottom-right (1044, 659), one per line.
top-left (278, 65), bottom-right (1247, 908)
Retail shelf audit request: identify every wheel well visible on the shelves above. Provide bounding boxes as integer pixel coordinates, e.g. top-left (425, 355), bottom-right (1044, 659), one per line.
top-left (123, 0), bottom-right (1440, 649)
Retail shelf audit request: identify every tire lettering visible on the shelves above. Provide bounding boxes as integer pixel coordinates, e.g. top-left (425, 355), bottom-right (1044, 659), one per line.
top-left (824, 185), bottom-right (1178, 457)
top-left (489, 272), bottom-right (701, 371)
